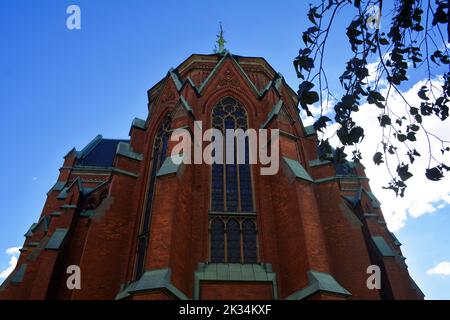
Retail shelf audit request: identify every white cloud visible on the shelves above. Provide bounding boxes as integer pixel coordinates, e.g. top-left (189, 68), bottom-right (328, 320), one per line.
top-left (320, 77), bottom-right (450, 231)
top-left (0, 247), bottom-right (21, 280)
top-left (427, 261), bottom-right (450, 276)
top-left (366, 60), bottom-right (388, 88)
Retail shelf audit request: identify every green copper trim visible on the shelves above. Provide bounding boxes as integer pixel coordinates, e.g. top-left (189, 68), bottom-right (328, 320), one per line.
top-left (286, 270), bottom-right (351, 300)
top-left (45, 228), bottom-right (69, 250)
top-left (116, 142), bottom-right (143, 161)
top-left (80, 210), bottom-right (95, 218)
top-left (76, 135), bottom-right (103, 159)
top-left (304, 125), bottom-right (316, 136)
top-left (24, 223), bottom-right (37, 238)
top-left (169, 68), bottom-right (183, 91)
top-left (57, 187), bottom-right (69, 200)
top-left (198, 52), bottom-right (260, 97)
top-left (157, 154), bottom-right (184, 177)
top-left (179, 95), bottom-right (195, 119)
top-left (50, 181), bottom-right (66, 192)
top-left (309, 159), bottom-right (332, 167)
top-left (261, 100), bottom-right (283, 129)
top-left (130, 118), bottom-right (146, 134)
top-left (11, 264), bottom-right (28, 284)
top-left (282, 157), bottom-right (314, 183)
top-left (112, 168), bottom-right (139, 178)
top-left (339, 202), bottom-right (363, 228)
top-left (60, 204), bottom-right (77, 209)
top-left (31, 216), bottom-right (51, 234)
top-left (27, 242), bottom-right (40, 247)
top-left (343, 187), bottom-right (380, 209)
top-left (116, 268), bottom-right (188, 300)
top-left (365, 190), bottom-right (381, 209)
top-left (389, 231), bottom-right (402, 246)
top-left (279, 130), bottom-right (298, 141)
top-left (372, 236), bottom-right (396, 257)
top-left (194, 263), bottom-right (278, 300)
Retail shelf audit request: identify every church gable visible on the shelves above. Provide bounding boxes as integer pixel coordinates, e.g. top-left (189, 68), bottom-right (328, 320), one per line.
top-left (197, 54), bottom-right (260, 98)
top-left (153, 74), bottom-right (180, 113)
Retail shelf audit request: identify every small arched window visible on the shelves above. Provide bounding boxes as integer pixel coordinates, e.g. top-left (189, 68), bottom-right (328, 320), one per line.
top-left (135, 113), bottom-right (172, 279)
top-left (209, 216), bottom-right (258, 264)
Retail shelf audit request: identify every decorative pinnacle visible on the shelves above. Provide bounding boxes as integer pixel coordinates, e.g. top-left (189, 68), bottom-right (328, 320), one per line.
top-left (215, 22), bottom-right (226, 54)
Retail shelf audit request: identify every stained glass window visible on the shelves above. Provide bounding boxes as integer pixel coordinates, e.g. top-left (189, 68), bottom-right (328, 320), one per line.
top-left (227, 219), bottom-right (241, 263)
top-left (211, 97), bottom-right (253, 213)
top-left (209, 97), bottom-right (258, 264)
top-left (242, 219), bottom-right (258, 263)
top-left (209, 216), bottom-right (258, 264)
top-left (210, 218), bottom-right (225, 263)
top-left (135, 113), bottom-right (172, 279)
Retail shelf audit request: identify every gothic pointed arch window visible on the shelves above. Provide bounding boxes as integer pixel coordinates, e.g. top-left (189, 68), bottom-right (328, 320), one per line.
top-left (209, 97), bottom-right (258, 264)
top-left (135, 113), bottom-right (172, 279)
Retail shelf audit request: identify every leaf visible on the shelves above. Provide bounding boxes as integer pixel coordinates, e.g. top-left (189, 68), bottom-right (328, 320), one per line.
top-left (406, 149), bottom-right (421, 164)
top-left (313, 116), bottom-right (332, 133)
top-left (396, 133), bottom-right (407, 142)
top-left (432, 2), bottom-right (448, 26)
top-left (418, 87), bottom-right (429, 100)
top-left (367, 90), bottom-right (386, 108)
top-left (425, 167), bottom-right (444, 181)
top-left (431, 50), bottom-right (443, 64)
top-left (397, 164), bottom-right (413, 181)
top-left (388, 145), bottom-right (396, 155)
top-left (334, 146), bottom-right (347, 164)
top-left (407, 132), bottom-right (416, 141)
top-left (378, 115), bottom-right (391, 127)
top-left (297, 81), bottom-right (319, 116)
top-left (318, 139), bottom-right (333, 161)
top-left (308, 6), bottom-right (320, 25)
top-left (379, 38), bottom-right (389, 45)
top-left (373, 152), bottom-right (384, 165)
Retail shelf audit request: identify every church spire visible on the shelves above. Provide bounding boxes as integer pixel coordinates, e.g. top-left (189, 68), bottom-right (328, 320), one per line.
top-left (215, 22), bottom-right (227, 54)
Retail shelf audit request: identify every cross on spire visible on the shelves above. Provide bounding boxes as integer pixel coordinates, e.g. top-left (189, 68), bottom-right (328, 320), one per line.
top-left (215, 22), bottom-right (226, 54)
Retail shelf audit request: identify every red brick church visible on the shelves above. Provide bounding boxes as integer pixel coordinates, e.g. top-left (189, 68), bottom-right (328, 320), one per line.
top-left (0, 45), bottom-right (423, 299)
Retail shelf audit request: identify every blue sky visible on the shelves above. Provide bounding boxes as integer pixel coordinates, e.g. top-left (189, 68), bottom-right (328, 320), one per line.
top-left (0, 0), bottom-right (449, 299)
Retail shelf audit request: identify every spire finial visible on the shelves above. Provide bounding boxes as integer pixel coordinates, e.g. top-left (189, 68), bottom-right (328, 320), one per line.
top-left (215, 22), bottom-right (226, 54)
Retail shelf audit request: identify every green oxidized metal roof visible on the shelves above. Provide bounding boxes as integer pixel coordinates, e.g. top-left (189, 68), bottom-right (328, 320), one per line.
top-left (157, 154), bottom-right (184, 177)
top-left (45, 228), bottom-right (69, 250)
top-left (261, 100), bottom-right (283, 129)
top-left (372, 236), bottom-right (396, 257)
top-left (11, 264), bottom-right (27, 284)
top-left (282, 157), bottom-right (314, 182)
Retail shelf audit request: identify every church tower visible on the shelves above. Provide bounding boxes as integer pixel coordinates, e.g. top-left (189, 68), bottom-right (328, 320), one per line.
top-left (0, 49), bottom-right (423, 300)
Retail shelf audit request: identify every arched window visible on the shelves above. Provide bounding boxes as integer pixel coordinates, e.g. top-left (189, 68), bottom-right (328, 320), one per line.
top-left (211, 97), bottom-right (253, 213)
top-left (135, 113), bottom-right (172, 279)
top-left (209, 97), bottom-right (258, 264)
top-left (208, 216), bottom-right (258, 264)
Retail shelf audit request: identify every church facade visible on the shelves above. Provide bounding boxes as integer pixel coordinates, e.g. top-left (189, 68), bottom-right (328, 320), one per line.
top-left (0, 51), bottom-right (423, 300)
